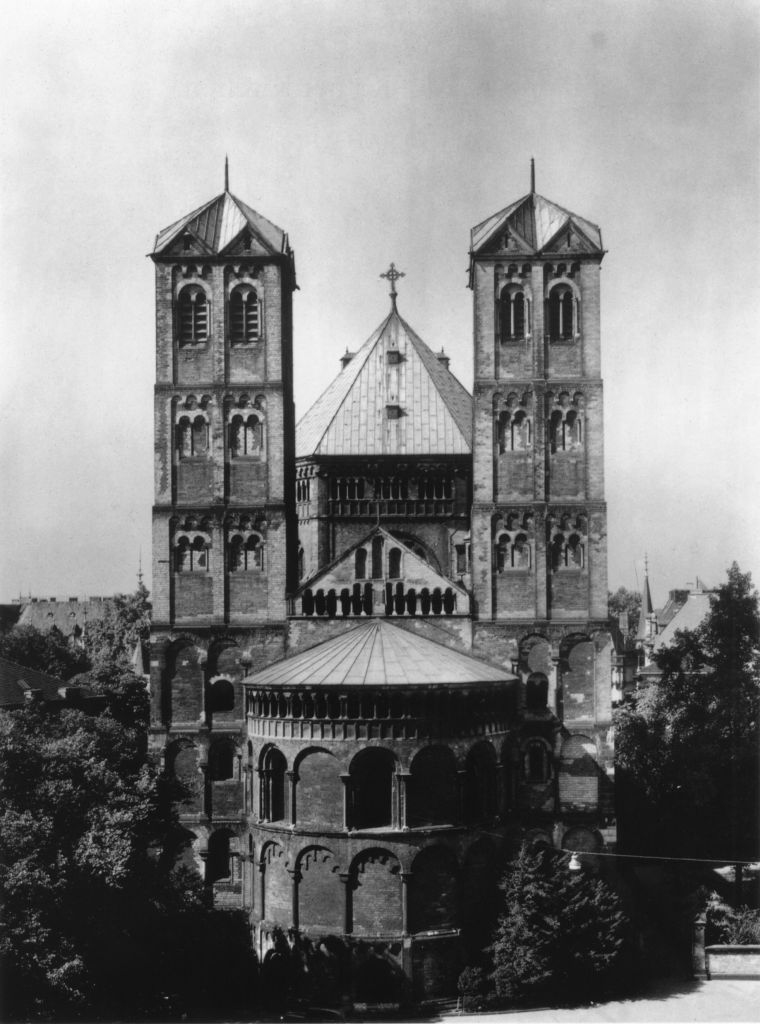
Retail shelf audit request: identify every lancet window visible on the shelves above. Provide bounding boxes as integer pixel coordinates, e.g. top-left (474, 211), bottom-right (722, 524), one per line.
top-left (523, 738), bottom-right (552, 783)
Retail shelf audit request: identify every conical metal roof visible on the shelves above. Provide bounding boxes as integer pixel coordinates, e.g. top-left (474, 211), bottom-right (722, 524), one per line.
top-left (296, 306), bottom-right (472, 457)
top-left (247, 620), bottom-right (513, 689)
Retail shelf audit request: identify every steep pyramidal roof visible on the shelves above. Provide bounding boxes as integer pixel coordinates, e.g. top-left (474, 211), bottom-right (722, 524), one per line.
top-left (471, 191), bottom-right (603, 256)
top-left (297, 306), bottom-right (472, 457)
top-left (153, 190), bottom-right (291, 256)
top-left (636, 572), bottom-right (654, 642)
top-left (247, 620), bottom-right (514, 689)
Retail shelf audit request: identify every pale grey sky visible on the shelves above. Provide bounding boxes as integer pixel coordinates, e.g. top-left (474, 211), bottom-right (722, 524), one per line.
top-left (1, 0), bottom-right (758, 606)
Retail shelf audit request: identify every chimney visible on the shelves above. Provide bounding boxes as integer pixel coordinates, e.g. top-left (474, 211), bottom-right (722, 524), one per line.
top-left (436, 348), bottom-right (450, 370)
top-left (340, 349), bottom-right (355, 370)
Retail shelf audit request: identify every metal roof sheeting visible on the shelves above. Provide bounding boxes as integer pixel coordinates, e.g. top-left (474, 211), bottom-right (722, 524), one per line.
top-left (248, 620), bottom-right (514, 689)
top-left (296, 307), bottom-right (472, 457)
top-left (154, 191), bottom-right (288, 255)
top-left (471, 192), bottom-right (603, 253)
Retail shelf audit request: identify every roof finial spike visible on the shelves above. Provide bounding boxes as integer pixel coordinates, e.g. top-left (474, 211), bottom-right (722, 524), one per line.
top-left (138, 548), bottom-right (144, 589)
top-left (530, 157), bottom-right (535, 194)
top-left (644, 551), bottom-right (649, 577)
top-left (379, 262), bottom-right (405, 310)
top-left (224, 155), bottom-right (229, 192)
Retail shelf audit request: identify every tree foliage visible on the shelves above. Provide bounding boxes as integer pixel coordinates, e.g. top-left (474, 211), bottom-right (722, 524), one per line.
top-left (0, 588), bottom-right (255, 1020)
top-left (0, 624), bottom-right (90, 680)
top-left (482, 844), bottom-right (631, 1007)
top-left (615, 563), bottom-right (760, 860)
top-left (608, 587), bottom-right (642, 645)
top-left (83, 582), bottom-right (151, 671)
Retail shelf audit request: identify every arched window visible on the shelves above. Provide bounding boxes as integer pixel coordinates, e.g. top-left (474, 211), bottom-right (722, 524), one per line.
top-left (177, 415), bottom-right (208, 457)
top-left (524, 739), bottom-right (551, 783)
top-left (261, 747), bottom-right (286, 822)
top-left (388, 548), bottom-right (402, 579)
top-left (297, 545), bottom-right (305, 581)
top-left (175, 535), bottom-right (209, 572)
top-left (208, 740), bottom-right (234, 781)
top-left (496, 533), bottom-right (509, 572)
top-left (511, 533), bottom-right (531, 569)
top-left (178, 285), bottom-right (208, 345)
top-left (500, 287), bottom-right (528, 342)
top-left (229, 285), bottom-right (260, 344)
top-left (526, 673), bottom-right (549, 711)
top-left (355, 548), bottom-right (367, 580)
top-left (549, 285), bottom-right (576, 340)
top-left (371, 536), bottom-right (384, 579)
top-left (229, 414), bottom-right (263, 457)
top-left (229, 534), bottom-right (264, 571)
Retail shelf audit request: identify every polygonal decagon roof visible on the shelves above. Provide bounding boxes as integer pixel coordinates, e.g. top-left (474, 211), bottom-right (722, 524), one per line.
top-left (153, 190), bottom-right (291, 257)
top-left (470, 191), bottom-right (603, 257)
top-left (247, 620), bottom-right (514, 689)
top-left (296, 307), bottom-right (472, 457)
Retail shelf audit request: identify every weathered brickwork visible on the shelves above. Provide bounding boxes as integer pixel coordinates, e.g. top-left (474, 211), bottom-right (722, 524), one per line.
top-left (148, 181), bottom-right (617, 1003)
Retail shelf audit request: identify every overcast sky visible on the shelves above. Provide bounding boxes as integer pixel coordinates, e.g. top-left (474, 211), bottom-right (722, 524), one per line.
top-left (1, 0), bottom-right (758, 607)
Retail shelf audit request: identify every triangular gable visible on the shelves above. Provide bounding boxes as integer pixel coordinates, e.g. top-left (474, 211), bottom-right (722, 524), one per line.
top-left (539, 217), bottom-right (600, 256)
top-left (160, 225), bottom-right (216, 258)
top-left (296, 308), bottom-right (473, 457)
top-left (296, 527), bottom-right (468, 601)
top-left (218, 225), bottom-right (275, 258)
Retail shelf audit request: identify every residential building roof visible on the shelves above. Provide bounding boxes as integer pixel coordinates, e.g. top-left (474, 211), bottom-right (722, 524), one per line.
top-left (17, 597), bottom-right (111, 637)
top-left (0, 657), bottom-right (99, 709)
top-left (296, 306), bottom-right (473, 457)
top-left (652, 591), bottom-right (712, 654)
top-left (247, 620), bottom-right (514, 689)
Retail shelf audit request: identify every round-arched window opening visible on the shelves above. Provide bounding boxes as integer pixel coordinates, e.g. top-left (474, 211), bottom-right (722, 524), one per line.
top-left (210, 678), bottom-right (235, 714)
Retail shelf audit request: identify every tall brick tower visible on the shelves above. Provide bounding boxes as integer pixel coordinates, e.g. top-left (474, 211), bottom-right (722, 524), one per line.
top-left (149, 177), bottom-right (297, 881)
top-left (469, 166), bottom-right (615, 842)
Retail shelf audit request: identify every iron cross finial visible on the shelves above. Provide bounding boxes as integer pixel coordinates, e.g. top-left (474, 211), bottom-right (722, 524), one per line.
top-left (380, 262), bottom-right (405, 305)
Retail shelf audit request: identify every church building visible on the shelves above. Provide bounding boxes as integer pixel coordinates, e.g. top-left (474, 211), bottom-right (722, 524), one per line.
top-left (148, 165), bottom-right (616, 1000)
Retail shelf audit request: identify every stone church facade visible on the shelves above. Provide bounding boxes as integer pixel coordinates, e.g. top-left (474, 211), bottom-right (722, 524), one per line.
top-left (149, 173), bottom-right (615, 1000)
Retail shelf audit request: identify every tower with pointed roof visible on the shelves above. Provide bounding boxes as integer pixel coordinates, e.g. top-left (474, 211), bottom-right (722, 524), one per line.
top-left (149, 174), bottom-right (297, 873)
top-left (468, 164), bottom-right (614, 825)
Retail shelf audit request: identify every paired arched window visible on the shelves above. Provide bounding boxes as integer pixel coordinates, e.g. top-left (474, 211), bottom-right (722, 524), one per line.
top-left (229, 285), bottom-right (260, 344)
top-left (496, 532), bottom-right (531, 572)
top-left (548, 285), bottom-right (576, 340)
top-left (175, 535), bottom-right (210, 572)
top-left (229, 534), bottom-right (264, 572)
top-left (549, 408), bottom-right (583, 452)
top-left (500, 286), bottom-right (528, 342)
top-left (176, 415), bottom-right (208, 457)
top-left (229, 414), bottom-right (263, 457)
top-left (498, 409), bottom-right (531, 452)
top-left (178, 285), bottom-right (208, 345)
top-left (552, 532), bottom-right (585, 571)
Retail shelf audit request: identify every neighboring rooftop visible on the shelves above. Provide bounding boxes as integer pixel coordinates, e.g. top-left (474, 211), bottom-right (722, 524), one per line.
top-left (0, 656), bottom-right (99, 709)
top-left (16, 597), bottom-right (112, 638)
top-left (296, 306), bottom-right (473, 457)
top-left (652, 590), bottom-right (713, 654)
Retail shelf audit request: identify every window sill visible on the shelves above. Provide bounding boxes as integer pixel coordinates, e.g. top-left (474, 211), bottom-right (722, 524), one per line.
top-left (228, 340), bottom-right (263, 348)
top-left (545, 335), bottom-right (581, 345)
top-left (177, 342), bottom-right (209, 350)
top-left (499, 335), bottom-right (531, 344)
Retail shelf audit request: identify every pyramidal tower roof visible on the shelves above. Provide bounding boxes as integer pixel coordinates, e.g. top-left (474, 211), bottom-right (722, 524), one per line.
top-left (153, 188), bottom-right (291, 257)
top-left (470, 162), bottom-right (603, 259)
top-left (297, 305), bottom-right (472, 458)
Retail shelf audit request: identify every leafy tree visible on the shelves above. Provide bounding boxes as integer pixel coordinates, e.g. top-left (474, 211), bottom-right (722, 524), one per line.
top-left (483, 844), bottom-right (631, 1007)
top-left (615, 563), bottom-right (760, 861)
top-left (83, 582), bottom-right (151, 670)
top-left (608, 587), bottom-right (642, 645)
top-left (0, 624), bottom-right (89, 680)
top-left (0, 587), bottom-right (256, 1020)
